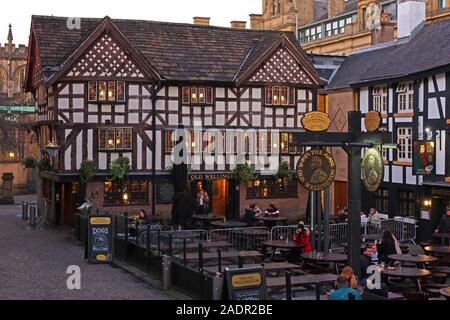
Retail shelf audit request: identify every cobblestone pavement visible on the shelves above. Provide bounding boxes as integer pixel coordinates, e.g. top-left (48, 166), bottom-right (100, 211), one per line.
top-left (0, 195), bottom-right (173, 300)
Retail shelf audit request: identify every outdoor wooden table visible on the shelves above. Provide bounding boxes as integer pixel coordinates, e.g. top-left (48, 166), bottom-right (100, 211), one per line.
top-left (363, 234), bottom-right (383, 241)
top-left (258, 216), bottom-right (288, 229)
top-left (266, 273), bottom-right (338, 300)
top-left (262, 240), bottom-right (304, 260)
top-left (301, 252), bottom-right (348, 274)
top-left (210, 220), bottom-right (248, 229)
top-left (439, 287), bottom-right (450, 299)
top-left (381, 266), bottom-right (431, 293)
top-left (182, 250), bottom-right (263, 262)
top-left (231, 228), bottom-right (271, 250)
top-left (387, 254), bottom-right (438, 267)
top-left (424, 245), bottom-right (450, 255)
top-left (203, 262), bottom-right (302, 275)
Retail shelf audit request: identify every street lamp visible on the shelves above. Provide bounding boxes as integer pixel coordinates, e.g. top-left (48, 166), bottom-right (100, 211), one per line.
top-left (45, 137), bottom-right (60, 158)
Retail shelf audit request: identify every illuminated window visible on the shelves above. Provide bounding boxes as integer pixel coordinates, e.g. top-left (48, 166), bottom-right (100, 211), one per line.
top-left (88, 81), bottom-right (126, 102)
top-left (165, 131), bottom-right (176, 153)
top-left (247, 178), bottom-right (297, 198)
top-left (104, 180), bottom-right (149, 206)
top-left (265, 86), bottom-right (295, 106)
top-left (117, 81), bottom-right (125, 102)
top-left (99, 81), bottom-right (107, 101)
top-left (88, 81), bottom-right (97, 101)
top-left (99, 128), bottom-right (132, 150)
top-left (182, 86), bottom-right (213, 104)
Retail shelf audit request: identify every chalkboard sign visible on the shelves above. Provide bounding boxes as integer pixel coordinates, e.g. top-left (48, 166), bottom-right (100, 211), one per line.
top-left (157, 182), bottom-right (175, 203)
top-left (225, 267), bottom-right (267, 301)
top-left (88, 215), bottom-right (113, 264)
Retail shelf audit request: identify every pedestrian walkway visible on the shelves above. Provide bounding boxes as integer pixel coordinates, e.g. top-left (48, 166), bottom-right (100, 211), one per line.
top-left (0, 198), bottom-right (172, 300)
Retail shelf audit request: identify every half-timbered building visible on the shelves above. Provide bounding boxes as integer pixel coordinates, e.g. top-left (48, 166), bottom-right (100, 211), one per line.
top-left (327, 12), bottom-right (450, 238)
top-left (25, 15), bottom-right (322, 226)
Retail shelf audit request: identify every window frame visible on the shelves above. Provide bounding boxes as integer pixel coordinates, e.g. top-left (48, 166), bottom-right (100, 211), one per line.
top-left (247, 177), bottom-right (298, 199)
top-left (397, 127), bottom-right (412, 161)
top-left (99, 128), bottom-right (133, 151)
top-left (398, 190), bottom-right (416, 216)
top-left (103, 180), bottom-right (149, 206)
top-left (182, 86), bottom-right (214, 105)
top-left (265, 86), bottom-right (296, 106)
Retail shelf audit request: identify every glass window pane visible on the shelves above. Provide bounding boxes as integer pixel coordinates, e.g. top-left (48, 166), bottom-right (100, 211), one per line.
top-left (99, 81), bottom-right (107, 101)
top-left (108, 82), bottom-right (116, 101)
top-left (117, 81), bottom-right (125, 102)
top-left (88, 81), bottom-right (97, 101)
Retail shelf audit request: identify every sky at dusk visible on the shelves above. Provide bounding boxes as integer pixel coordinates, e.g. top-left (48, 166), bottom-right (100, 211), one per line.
top-left (1, 0), bottom-right (262, 45)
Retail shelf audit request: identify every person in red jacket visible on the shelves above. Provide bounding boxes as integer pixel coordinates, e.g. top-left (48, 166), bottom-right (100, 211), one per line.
top-left (293, 222), bottom-right (312, 253)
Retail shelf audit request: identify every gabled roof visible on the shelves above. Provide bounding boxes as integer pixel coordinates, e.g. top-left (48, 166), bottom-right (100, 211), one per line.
top-left (327, 19), bottom-right (450, 90)
top-left (29, 15), bottom-right (321, 86)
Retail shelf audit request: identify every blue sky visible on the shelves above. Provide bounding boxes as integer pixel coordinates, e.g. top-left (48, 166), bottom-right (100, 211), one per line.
top-left (1, 0), bottom-right (262, 45)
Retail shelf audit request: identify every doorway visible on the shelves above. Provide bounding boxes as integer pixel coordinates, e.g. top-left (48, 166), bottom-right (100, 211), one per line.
top-left (212, 179), bottom-right (228, 218)
top-left (334, 181), bottom-right (348, 215)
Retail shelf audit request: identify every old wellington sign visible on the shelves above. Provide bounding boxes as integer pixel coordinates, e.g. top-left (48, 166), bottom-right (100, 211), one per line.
top-left (301, 111), bottom-right (331, 132)
top-left (296, 149), bottom-right (336, 191)
top-left (361, 148), bottom-right (384, 192)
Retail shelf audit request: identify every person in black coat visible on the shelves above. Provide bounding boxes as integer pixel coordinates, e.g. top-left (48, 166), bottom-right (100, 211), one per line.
top-left (376, 231), bottom-right (398, 265)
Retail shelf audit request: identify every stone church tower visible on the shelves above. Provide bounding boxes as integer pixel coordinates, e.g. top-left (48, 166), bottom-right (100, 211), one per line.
top-left (0, 24), bottom-right (31, 105)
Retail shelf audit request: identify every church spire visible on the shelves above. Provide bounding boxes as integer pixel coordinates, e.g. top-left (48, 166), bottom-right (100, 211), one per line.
top-left (7, 24), bottom-right (13, 45)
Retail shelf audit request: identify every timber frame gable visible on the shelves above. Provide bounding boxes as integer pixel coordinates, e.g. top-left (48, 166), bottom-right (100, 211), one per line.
top-left (48, 17), bottom-right (160, 86)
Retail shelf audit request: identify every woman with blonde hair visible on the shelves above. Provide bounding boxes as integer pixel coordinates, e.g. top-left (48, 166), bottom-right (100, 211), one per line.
top-left (339, 266), bottom-right (358, 289)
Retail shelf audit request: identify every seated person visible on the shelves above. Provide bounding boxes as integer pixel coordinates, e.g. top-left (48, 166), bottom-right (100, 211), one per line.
top-left (265, 204), bottom-right (280, 217)
top-left (376, 231), bottom-right (400, 265)
top-left (136, 209), bottom-right (150, 232)
top-left (292, 222), bottom-right (312, 253)
top-left (359, 245), bottom-right (373, 283)
top-left (330, 276), bottom-right (362, 300)
top-left (340, 266), bottom-right (358, 289)
top-left (242, 204), bottom-right (263, 227)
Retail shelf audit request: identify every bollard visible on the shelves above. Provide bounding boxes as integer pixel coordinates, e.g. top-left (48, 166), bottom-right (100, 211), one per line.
top-left (162, 255), bottom-right (172, 291)
top-left (285, 271), bottom-right (292, 301)
top-left (183, 239), bottom-right (187, 266)
top-left (22, 202), bottom-right (29, 220)
top-left (212, 275), bottom-right (224, 301)
top-left (217, 248), bottom-right (222, 273)
top-left (198, 243), bottom-right (204, 272)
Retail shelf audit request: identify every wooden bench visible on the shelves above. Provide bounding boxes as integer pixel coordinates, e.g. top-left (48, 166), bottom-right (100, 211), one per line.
top-left (203, 262), bottom-right (303, 275)
top-left (179, 250), bottom-right (264, 262)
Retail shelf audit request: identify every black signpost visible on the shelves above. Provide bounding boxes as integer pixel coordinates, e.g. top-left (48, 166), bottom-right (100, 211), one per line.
top-left (294, 111), bottom-right (393, 276)
top-left (225, 267), bottom-right (267, 301)
top-left (87, 215), bottom-right (113, 264)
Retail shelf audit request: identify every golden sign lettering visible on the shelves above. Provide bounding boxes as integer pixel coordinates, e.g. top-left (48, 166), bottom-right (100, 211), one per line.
top-left (231, 273), bottom-right (262, 288)
top-left (90, 217), bottom-right (111, 225)
top-left (365, 111), bottom-right (382, 132)
top-left (301, 112), bottom-right (332, 132)
top-left (296, 149), bottom-right (336, 191)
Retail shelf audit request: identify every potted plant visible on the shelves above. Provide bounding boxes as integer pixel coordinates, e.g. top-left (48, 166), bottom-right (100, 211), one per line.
top-left (233, 163), bottom-right (257, 183)
top-left (22, 157), bottom-right (37, 168)
top-left (36, 157), bottom-right (52, 174)
top-left (109, 156), bottom-right (130, 182)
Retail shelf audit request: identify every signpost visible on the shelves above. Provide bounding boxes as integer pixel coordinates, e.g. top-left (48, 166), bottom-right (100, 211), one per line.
top-left (294, 111), bottom-right (393, 276)
top-left (225, 267), bottom-right (267, 301)
top-left (88, 215), bottom-right (113, 264)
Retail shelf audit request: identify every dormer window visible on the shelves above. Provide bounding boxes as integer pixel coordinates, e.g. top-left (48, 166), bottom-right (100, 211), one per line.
top-left (396, 82), bottom-right (413, 113)
top-left (89, 81), bottom-right (126, 102)
top-left (265, 85), bottom-right (295, 106)
top-left (372, 85), bottom-right (387, 113)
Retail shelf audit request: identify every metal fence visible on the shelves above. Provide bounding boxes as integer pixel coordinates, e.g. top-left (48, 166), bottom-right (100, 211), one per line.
top-left (209, 227), bottom-right (270, 251)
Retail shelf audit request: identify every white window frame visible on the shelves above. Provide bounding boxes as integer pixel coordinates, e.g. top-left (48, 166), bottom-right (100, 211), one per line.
top-left (397, 82), bottom-right (414, 113)
top-left (397, 127), bottom-right (412, 161)
top-left (373, 85), bottom-right (387, 113)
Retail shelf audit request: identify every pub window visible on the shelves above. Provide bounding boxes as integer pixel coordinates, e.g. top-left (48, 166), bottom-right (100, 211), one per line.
top-left (165, 131), bottom-right (176, 153)
top-left (182, 86), bottom-right (213, 105)
top-left (247, 178), bottom-right (297, 198)
top-left (117, 81), bottom-right (125, 102)
top-left (99, 81), bottom-right (107, 101)
top-left (373, 86), bottom-right (387, 113)
top-left (265, 86), bottom-right (295, 106)
top-left (398, 190), bottom-right (415, 216)
top-left (397, 127), bottom-right (412, 161)
top-left (88, 81), bottom-right (98, 101)
top-left (280, 132), bottom-right (298, 154)
top-left (88, 81), bottom-right (126, 102)
top-left (104, 180), bottom-right (149, 206)
top-left (396, 82), bottom-right (413, 112)
top-left (374, 188), bottom-right (389, 214)
top-left (99, 128), bottom-right (132, 150)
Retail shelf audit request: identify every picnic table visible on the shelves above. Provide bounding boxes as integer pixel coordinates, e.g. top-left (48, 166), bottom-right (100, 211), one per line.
top-left (266, 273), bottom-right (338, 300)
top-left (262, 240), bottom-right (304, 260)
top-left (180, 250), bottom-right (263, 262)
top-left (203, 262), bottom-right (302, 275)
top-left (381, 266), bottom-right (431, 293)
top-left (387, 254), bottom-right (438, 267)
top-left (230, 228), bottom-right (271, 250)
top-left (301, 252), bottom-right (348, 274)
top-left (424, 245), bottom-right (450, 255)
top-left (440, 287), bottom-right (450, 299)
top-left (258, 216), bottom-right (288, 229)
top-left (191, 214), bottom-right (223, 229)
top-left (210, 220), bottom-right (248, 229)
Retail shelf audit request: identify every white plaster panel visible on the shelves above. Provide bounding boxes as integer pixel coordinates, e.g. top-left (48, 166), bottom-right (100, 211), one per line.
top-left (129, 85), bottom-right (139, 96)
top-left (129, 99), bottom-right (139, 110)
top-left (76, 133), bottom-right (82, 170)
top-left (169, 86), bottom-right (179, 97)
top-left (58, 98), bottom-right (69, 109)
top-left (115, 105), bottom-right (125, 113)
top-left (87, 130), bottom-right (93, 160)
top-left (241, 102), bottom-right (249, 112)
top-left (88, 104), bottom-right (98, 112)
top-left (65, 147), bottom-right (71, 170)
top-left (73, 113), bottom-right (83, 123)
top-left (169, 100), bottom-right (179, 111)
top-left (216, 88), bottom-right (225, 98)
top-left (252, 88), bottom-right (261, 99)
top-left (72, 83), bottom-right (84, 95)
top-left (115, 116), bottom-right (125, 124)
top-left (360, 87), bottom-right (369, 113)
top-left (391, 166), bottom-right (403, 184)
top-left (99, 153), bottom-right (107, 170)
top-left (73, 98), bottom-right (84, 108)
top-left (128, 113), bottom-right (139, 124)
top-left (228, 102), bottom-right (237, 112)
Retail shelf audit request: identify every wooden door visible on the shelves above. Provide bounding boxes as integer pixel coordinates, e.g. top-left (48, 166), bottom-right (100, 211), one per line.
top-left (212, 179), bottom-right (228, 218)
top-left (334, 181), bottom-right (348, 215)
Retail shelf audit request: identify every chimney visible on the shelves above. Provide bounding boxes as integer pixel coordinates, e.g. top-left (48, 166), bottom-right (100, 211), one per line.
top-left (371, 13), bottom-right (395, 45)
top-left (230, 21), bottom-right (247, 29)
top-left (193, 17), bottom-right (210, 26)
top-left (249, 14), bottom-right (263, 30)
top-left (397, 0), bottom-right (426, 39)
top-left (328, 0), bottom-right (346, 18)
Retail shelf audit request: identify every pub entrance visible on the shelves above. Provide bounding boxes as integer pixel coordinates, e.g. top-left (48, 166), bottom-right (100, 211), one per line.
top-left (190, 176), bottom-right (240, 220)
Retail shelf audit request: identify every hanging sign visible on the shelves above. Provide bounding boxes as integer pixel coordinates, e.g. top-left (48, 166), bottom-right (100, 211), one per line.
top-left (301, 112), bottom-right (331, 132)
top-left (361, 148), bottom-right (384, 192)
top-left (413, 140), bottom-right (435, 175)
top-left (364, 111), bottom-right (382, 132)
top-left (296, 149), bottom-right (336, 191)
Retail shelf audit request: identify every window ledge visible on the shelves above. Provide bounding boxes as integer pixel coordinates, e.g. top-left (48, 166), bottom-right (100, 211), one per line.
top-left (393, 161), bottom-right (412, 166)
top-left (394, 112), bottom-right (414, 118)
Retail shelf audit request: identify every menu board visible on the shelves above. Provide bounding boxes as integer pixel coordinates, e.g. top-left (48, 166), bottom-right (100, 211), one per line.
top-left (225, 267), bottom-right (267, 301)
top-left (88, 216), bottom-right (113, 264)
top-left (157, 182), bottom-right (175, 203)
